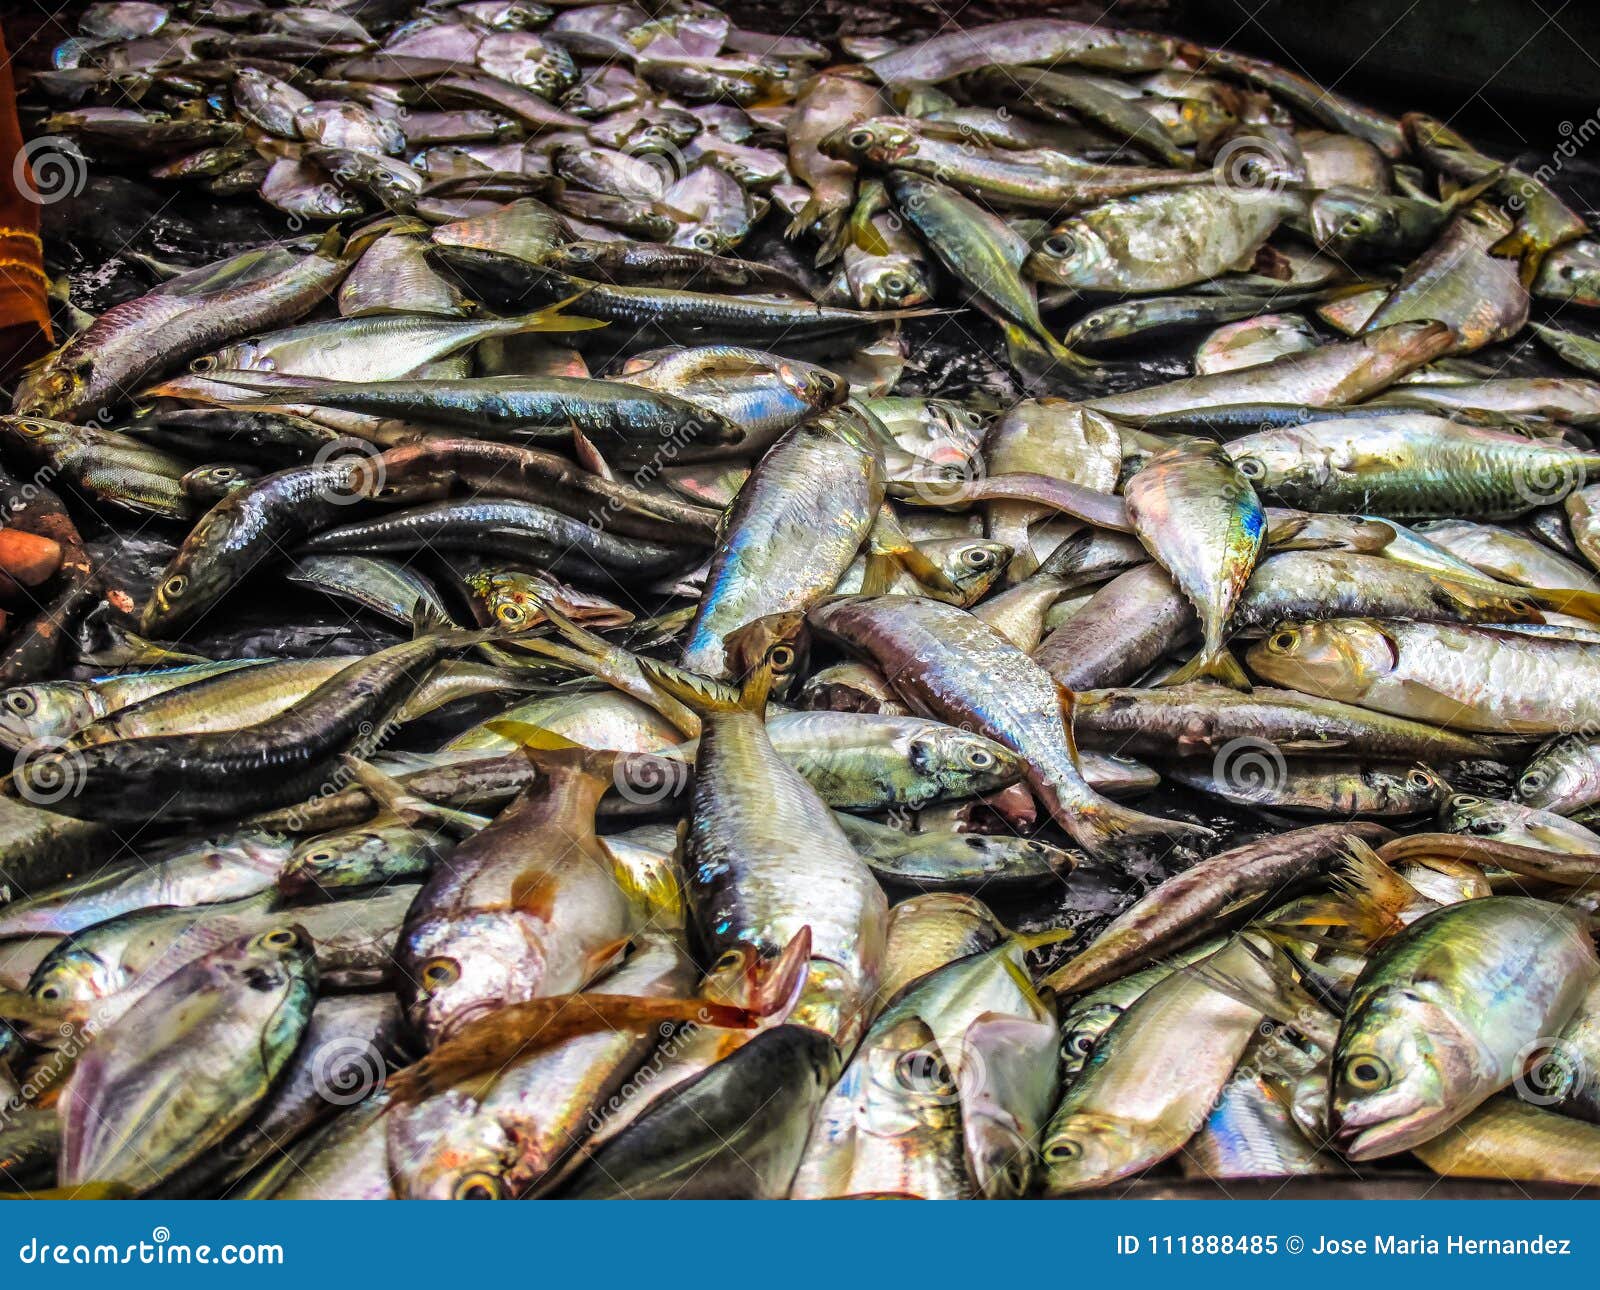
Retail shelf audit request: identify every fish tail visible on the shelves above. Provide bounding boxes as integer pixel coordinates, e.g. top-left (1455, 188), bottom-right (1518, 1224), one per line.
top-left (786, 195), bottom-right (846, 261)
top-left (1159, 645), bottom-right (1252, 690)
top-left (637, 657), bottom-right (754, 715)
top-left (509, 292), bottom-right (609, 334)
top-left (1487, 226), bottom-right (1546, 287)
top-left (1069, 797), bottom-right (1217, 855)
top-left (1001, 321), bottom-right (1105, 382)
top-left (1185, 935), bottom-right (1337, 1041)
top-left (1519, 585), bottom-right (1600, 624)
top-left (481, 719), bottom-right (625, 782)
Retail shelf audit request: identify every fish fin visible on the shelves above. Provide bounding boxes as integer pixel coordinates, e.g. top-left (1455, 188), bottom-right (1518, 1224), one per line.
top-left (510, 292), bottom-right (609, 334)
top-left (341, 756), bottom-right (487, 834)
top-left (1488, 226), bottom-right (1549, 287)
top-left (749, 925), bottom-right (812, 1018)
top-left (1334, 837), bottom-right (1422, 923)
top-left (859, 551), bottom-right (901, 595)
top-left (583, 935), bottom-right (635, 981)
top-left (569, 426), bottom-right (615, 480)
top-left (510, 868), bottom-right (561, 920)
top-left (1000, 321), bottom-right (1103, 382)
top-left (1442, 166), bottom-right (1506, 212)
top-left (1517, 585), bottom-right (1600, 625)
top-left (387, 992), bottom-right (758, 1101)
top-left (786, 196), bottom-right (850, 265)
top-left (1159, 646), bottom-right (1252, 691)
top-left (1186, 934), bottom-right (1339, 1051)
top-left (637, 657), bottom-right (747, 715)
top-left (1011, 926), bottom-right (1077, 953)
top-left (483, 719), bottom-right (624, 782)
top-left (641, 622), bottom-right (787, 714)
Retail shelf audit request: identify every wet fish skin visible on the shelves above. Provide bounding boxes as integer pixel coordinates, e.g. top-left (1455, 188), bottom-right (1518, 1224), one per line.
top-left (1330, 897), bottom-right (1598, 1159)
top-left (810, 594), bottom-right (1212, 857)
top-left (559, 1024), bottom-right (841, 1199)
top-left (1124, 440), bottom-right (1263, 688)
top-left (58, 924), bottom-right (317, 1193)
top-left (16, 229), bottom-right (363, 423)
top-left (681, 406), bottom-right (885, 679)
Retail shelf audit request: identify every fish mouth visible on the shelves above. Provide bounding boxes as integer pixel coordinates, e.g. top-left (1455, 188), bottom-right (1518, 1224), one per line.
top-left (436, 998), bottom-right (502, 1042)
top-left (1329, 1104), bottom-right (1441, 1161)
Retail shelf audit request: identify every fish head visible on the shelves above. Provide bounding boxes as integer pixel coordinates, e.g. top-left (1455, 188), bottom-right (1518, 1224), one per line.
top-left (1329, 984), bottom-right (1485, 1159)
top-left (1041, 1110), bottom-right (1148, 1194)
top-left (138, 503), bottom-right (247, 635)
top-left (907, 727), bottom-right (1024, 801)
top-left (1310, 188), bottom-right (1402, 256)
top-left (1246, 619), bottom-right (1397, 698)
top-left (1058, 1001), bottom-right (1125, 1082)
top-left (1022, 220), bottom-right (1109, 289)
top-left (28, 944), bottom-right (117, 1031)
top-left (859, 1015), bottom-right (964, 1137)
top-left (400, 912), bottom-right (548, 1048)
top-left (775, 359), bottom-right (849, 412)
top-left (387, 1089), bottom-right (519, 1200)
top-left (1366, 764), bottom-right (1449, 814)
top-left (0, 682), bottom-right (97, 747)
top-left (927, 538), bottom-right (1013, 604)
top-left (1230, 427), bottom-right (1334, 499)
top-left (1437, 791), bottom-right (1516, 838)
top-left (847, 252), bottom-right (933, 310)
top-left (1518, 742), bottom-right (1589, 810)
top-left (9, 361), bottom-right (86, 423)
top-left (1535, 239), bottom-right (1600, 308)
top-left (723, 610), bottom-right (810, 698)
top-left (1067, 302), bottom-right (1145, 346)
top-left (280, 827), bottom-right (403, 896)
top-left (821, 117), bottom-right (916, 165)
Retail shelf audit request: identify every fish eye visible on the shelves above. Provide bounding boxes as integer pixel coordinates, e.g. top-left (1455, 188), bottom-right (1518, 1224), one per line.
top-left (1521, 770), bottom-right (1547, 792)
top-left (190, 355), bottom-right (217, 372)
top-left (420, 956), bottom-right (461, 990)
top-left (960, 547), bottom-right (995, 568)
top-left (1342, 1054), bottom-right (1391, 1092)
top-left (37, 984), bottom-right (60, 1001)
top-left (1235, 457), bottom-right (1266, 479)
top-left (258, 927), bottom-right (301, 950)
top-left (1041, 233), bottom-right (1076, 259)
top-left (18, 420), bottom-right (47, 436)
top-left (895, 1048), bottom-right (954, 1096)
top-left (880, 272), bottom-right (909, 297)
top-left (162, 574), bottom-right (189, 599)
top-left (4, 692), bottom-right (35, 715)
top-left (1451, 794), bottom-right (1482, 807)
top-left (710, 949), bottom-right (745, 973)
top-left (1340, 216), bottom-right (1367, 236)
top-left (497, 603), bottom-right (528, 625)
top-left (1064, 1031), bottom-right (1094, 1058)
top-left (1044, 1138), bottom-right (1082, 1163)
top-left (692, 231), bottom-right (718, 251)
top-left (453, 1171), bottom-right (506, 1200)
top-left (302, 847), bottom-right (338, 864)
top-left (767, 644), bottom-right (796, 670)
top-left (847, 128), bottom-right (874, 150)
top-left (1407, 769), bottom-right (1436, 790)
top-left (965, 746), bottom-right (997, 770)
top-left (1268, 629), bottom-right (1299, 653)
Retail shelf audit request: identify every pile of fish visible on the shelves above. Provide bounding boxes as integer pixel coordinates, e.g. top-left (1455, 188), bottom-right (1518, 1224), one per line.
top-left (4, 0), bottom-right (1600, 1199)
